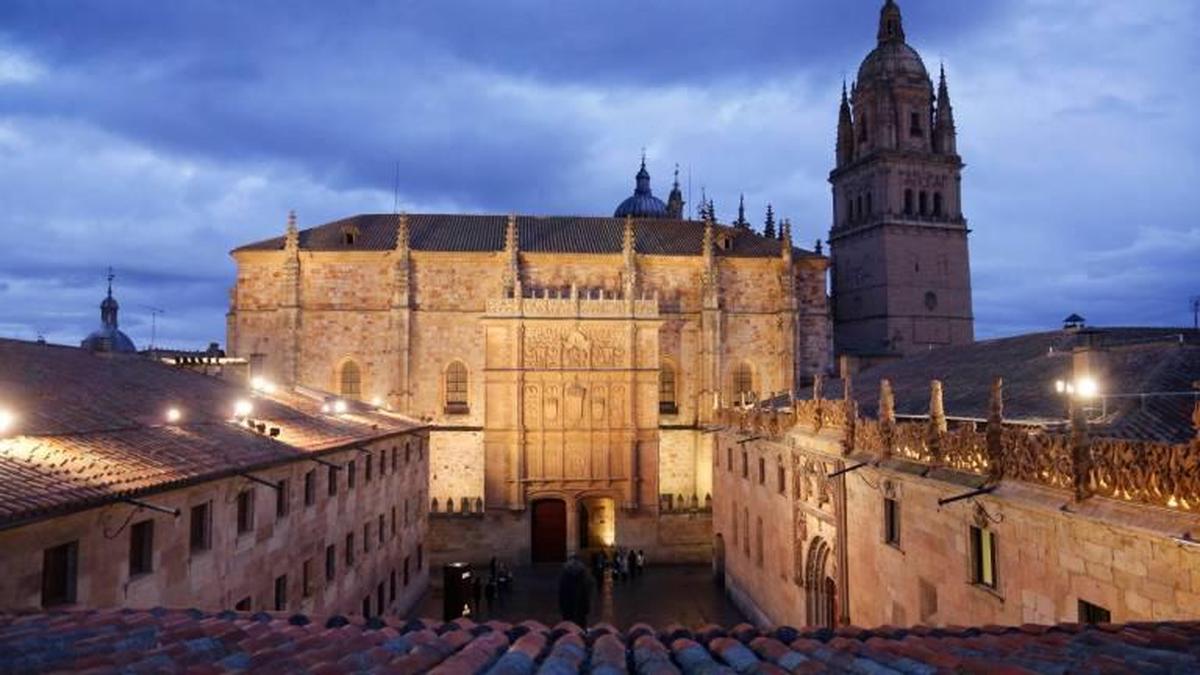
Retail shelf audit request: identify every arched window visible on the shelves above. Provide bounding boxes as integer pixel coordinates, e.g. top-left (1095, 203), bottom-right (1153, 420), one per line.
top-left (918, 191), bottom-right (928, 216)
top-left (933, 192), bottom-right (943, 218)
top-left (733, 363), bottom-right (754, 404)
top-left (339, 361), bottom-right (362, 399)
top-left (865, 192), bottom-right (873, 216)
top-left (855, 195), bottom-right (863, 222)
top-left (904, 189), bottom-right (914, 215)
top-left (444, 361), bottom-right (469, 414)
top-left (845, 197), bottom-right (853, 225)
top-left (659, 364), bottom-right (678, 415)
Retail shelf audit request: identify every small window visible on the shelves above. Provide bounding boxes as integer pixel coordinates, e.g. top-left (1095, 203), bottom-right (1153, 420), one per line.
top-left (445, 361), bottom-right (469, 414)
top-left (328, 466), bottom-right (339, 496)
top-left (363, 522), bottom-right (371, 554)
top-left (340, 361), bottom-right (362, 399)
top-left (391, 447), bottom-right (398, 472)
top-left (933, 192), bottom-right (943, 218)
top-left (859, 115), bottom-right (868, 142)
top-left (366, 455), bottom-right (373, 483)
top-left (417, 544), bottom-right (424, 569)
top-left (302, 559), bottom-right (313, 598)
top-left (129, 520), bottom-right (154, 577)
top-left (1079, 599), bottom-right (1111, 624)
top-left (659, 365), bottom-right (678, 415)
top-left (726, 446), bottom-right (732, 471)
top-left (41, 541), bottom-right (78, 607)
top-left (758, 457), bottom-right (766, 485)
top-left (777, 465), bottom-right (786, 494)
top-left (856, 195), bottom-right (863, 222)
top-left (377, 582), bottom-right (386, 616)
top-left (346, 534), bottom-right (355, 566)
top-left (925, 291), bottom-right (938, 311)
top-left (235, 597), bottom-right (251, 611)
top-left (325, 544), bottom-right (337, 581)
top-left (275, 479), bottom-right (290, 519)
top-left (405, 442), bottom-right (412, 463)
top-left (343, 231), bottom-right (356, 246)
top-left (190, 502), bottom-right (212, 553)
top-left (733, 363), bottom-right (754, 402)
top-left (391, 507), bottom-right (397, 537)
top-left (348, 460), bottom-right (357, 489)
top-left (378, 514), bottom-right (385, 545)
top-left (865, 192), bottom-right (873, 216)
top-left (904, 189), bottom-right (914, 215)
top-left (741, 451), bottom-right (749, 479)
top-left (236, 489), bottom-right (255, 535)
top-left (404, 557), bottom-right (411, 586)
top-left (970, 526), bottom-right (998, 589)
top-left (273, 574), bottom-right (287, 611)
top-left (362, 595), bottom-right (372, 618)
top-left (304, 470), bottom-right (316, 507)
top-left (910, 111), bottom-right (923, 137)
top-left (884, 498), bottom-right (901, 547)
top-left (755, 517), bottom-right (764, 567)
top-left (390, 570), bottom-right (397, 603)
top-left (731, 501), bottom-right (739, 546)
top-left (919, 191), bottom-right (928, 216)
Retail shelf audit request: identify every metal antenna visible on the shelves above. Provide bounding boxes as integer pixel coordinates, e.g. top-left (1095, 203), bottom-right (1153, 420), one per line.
top-left (1191, 296), bottom-right (1200, 330)
top-left (141, 305), bottom-right (165, 350)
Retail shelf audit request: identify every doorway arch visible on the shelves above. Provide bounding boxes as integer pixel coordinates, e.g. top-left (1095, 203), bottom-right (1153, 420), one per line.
top-left (530, 499), bottom-right (567, 563)
top-left (805, 538), bottom-right (835, 627)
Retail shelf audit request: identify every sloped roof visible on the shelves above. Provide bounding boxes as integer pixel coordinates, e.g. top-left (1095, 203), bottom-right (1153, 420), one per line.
top-left (233, 214), bottom-right (815, 259)
top-left (0, 339), bottom-right (421, 529)
top-left (830, 328), bottom-right (1200, 443)
top-left (2, 609), bottom-right (1199, 673)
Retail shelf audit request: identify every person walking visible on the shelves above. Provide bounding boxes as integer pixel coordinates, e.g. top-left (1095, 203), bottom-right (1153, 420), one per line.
top-left (557, 554), bottom-right (592, 628)
top-left (626, 548), bottom-right (638, 579)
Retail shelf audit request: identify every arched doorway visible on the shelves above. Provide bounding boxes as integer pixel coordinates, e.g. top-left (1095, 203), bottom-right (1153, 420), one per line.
top-left (531, 499), bottom-right (567, 563)
top-left (805, 538), bottom-right (836, 627)
top-left (713, 534), bottom-right (726, 587)
top-left (577, 496), bottom-right (615, 551)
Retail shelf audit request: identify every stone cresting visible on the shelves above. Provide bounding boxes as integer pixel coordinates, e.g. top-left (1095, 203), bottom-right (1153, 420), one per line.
top-left (5, 609), bottom-right (1200, 673)
top-left (721, 378), bottom-right (1200, 514)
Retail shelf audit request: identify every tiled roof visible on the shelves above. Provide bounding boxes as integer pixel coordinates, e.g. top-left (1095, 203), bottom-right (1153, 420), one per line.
top-left (3, 609), bottom-right (1199, 673)
top-left (233, 214), bottom-right (816, 259)
top-left (0, 339), bottom-right (420, 529)
top-left (830, 328), bottom-right (1200, 443)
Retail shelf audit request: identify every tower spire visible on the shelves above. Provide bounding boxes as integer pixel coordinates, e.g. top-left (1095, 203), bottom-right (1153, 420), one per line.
top-left (877, 0), bottom-right (905, 44)
top-left (837, 80), bottom-right (855, 167)
top-left (734, 193), bottom-right (749, 230)
top-left (666, 163), bottom-right (685, 219)
top-left (763, 204), bottom-right (776, 239)
top-left (934, 63), bottom-right (958, 155)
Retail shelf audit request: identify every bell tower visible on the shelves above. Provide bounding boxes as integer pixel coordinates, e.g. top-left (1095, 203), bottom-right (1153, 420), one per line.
top-left (828, 0), bottom-right (974, 358)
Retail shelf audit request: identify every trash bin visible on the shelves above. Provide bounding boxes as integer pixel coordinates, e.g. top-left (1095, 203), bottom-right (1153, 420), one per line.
top-left (443, 562), bottom-right (473, 621)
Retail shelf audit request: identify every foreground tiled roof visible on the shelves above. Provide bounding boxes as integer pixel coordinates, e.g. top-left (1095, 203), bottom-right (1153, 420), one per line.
top-left (233, 213), bottom-right (816, 259)
top-left (0, 339), bottom-right (420, 528)
top-left (830, 328), bottom-right (1200, 443)
top-left (3, 609), bottom-right (1199, 674)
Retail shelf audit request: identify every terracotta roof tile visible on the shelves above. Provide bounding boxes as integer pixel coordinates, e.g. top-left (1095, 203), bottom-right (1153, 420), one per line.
top-left (233, 213), bottom-right (816, 259)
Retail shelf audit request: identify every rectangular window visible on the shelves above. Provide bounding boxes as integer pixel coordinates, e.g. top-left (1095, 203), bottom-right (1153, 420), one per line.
top-left (328, 466), bottom-right (339, 497)
top-left (726, 447), bottom-right (732, 471)
top-left (390, 570), bottom-right (397, 603)
top-left (970, 526), bottom-right (997, 589)
top-left (391, 507), bottom-right (397, 538)
top-left (42, 541), bottom-right (78, 607)
top-left (777, 465), bottom-right (786, 494)
top-left (377, 582), bottom-right (385, 615)
top-left (741, 452), bottom-right (748, 479)
top-left (391, 447), bottom-right (399, 472)
top-left (304, 470), bottom-right (316, 507)
top-left (190, 502), bottom-right (212, 553)
top-left (129, 519), bottom-right (154, 576)
top-left (273, 574), bottom-right (287, 611)
top-left (417, 544), bottom-right (423, 570)
top-left (1079, 599), bottom-right (1112, 624)
top-left (302, 559), bottom-right (313, 598)
top-left (362, 595), bottom-right (372, 618)
top-left (236, 489), bottom-right (255, 535)
top-left (378, 514), bottom-right (385, 545)
top-left (403, 557), bottom-right (411, 586)
top-left (325, 544), bottom-right (336, 581)
top-left (405, 442), bottom-right (411, 464)
top-left (884, 498), bottom-right (901, 547)
top-left (276, 479), bottom-right (290, 519)
top-left (346, 534), bottom-right (355, 566)
top-left (758, 457), bottom-right (765, 485)
top-left (348, 461), bottom-right (357, 489)
top-left (235, 597), bottom-right (251, 611)
top-left (363, 523), bottom-right (371, 554)
top-left (910, 111), bottom-right (923, 137)
top-left (366, 454), bottom-right (373, 483)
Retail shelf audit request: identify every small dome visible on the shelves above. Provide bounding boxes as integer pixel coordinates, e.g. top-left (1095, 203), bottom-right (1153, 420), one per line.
top-left (857, 40), bottom-right (929, 85)
top-left (82, 326), bottom-right (137, 354)
top-left (614, 157), bottom-right (669, 218)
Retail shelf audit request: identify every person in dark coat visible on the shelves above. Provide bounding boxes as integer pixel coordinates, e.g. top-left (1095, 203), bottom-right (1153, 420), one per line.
top-left (558, 554), bottom-right (592, 628)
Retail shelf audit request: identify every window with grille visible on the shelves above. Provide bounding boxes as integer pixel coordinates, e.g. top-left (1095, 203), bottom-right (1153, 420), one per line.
top-left (444, 361), bottom-right (469, 414)
top-left (733, 363), bottom-right (754, 402)
top-left (340, 361), bottom-right (362, 399)
top-left (659, 366), bottom-right (677, 415)
top-left (970, 526), bottom-right (997, 590)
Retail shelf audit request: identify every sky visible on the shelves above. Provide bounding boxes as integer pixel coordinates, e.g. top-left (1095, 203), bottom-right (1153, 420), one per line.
top-left (0, 0), bottom-right (1197, 350)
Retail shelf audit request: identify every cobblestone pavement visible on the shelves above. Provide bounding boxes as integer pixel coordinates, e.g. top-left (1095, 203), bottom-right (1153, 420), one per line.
top-left (408, 564), bottom-right (746, 629)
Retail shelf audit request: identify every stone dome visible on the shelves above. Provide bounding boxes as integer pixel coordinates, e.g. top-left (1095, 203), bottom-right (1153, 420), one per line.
top-left (81, 274), bottom-right (137, 354)
top-left (857, 40), bottom-right (929, 86)
top-left (614, 160), bottom-right (668, 218)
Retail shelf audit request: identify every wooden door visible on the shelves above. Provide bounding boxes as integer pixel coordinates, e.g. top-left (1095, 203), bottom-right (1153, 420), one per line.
top-left (531, 499), bottom-right (567, 563)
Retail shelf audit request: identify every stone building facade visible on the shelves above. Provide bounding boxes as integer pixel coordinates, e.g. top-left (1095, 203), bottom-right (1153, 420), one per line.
top-left (0, 339), bottom-right (430, 618)
top-left (229, 209), bottom-right (830, 564)
top-left (829, 0), bottom-right (974, 358)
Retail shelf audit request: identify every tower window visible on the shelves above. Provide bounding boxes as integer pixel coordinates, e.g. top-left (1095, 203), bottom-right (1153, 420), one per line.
top-left (339, 361), bottom-right (362, 399)
top-left (855, 195), bottom-right (863, 222)
top-left (659, 365), bottom-right (678, 415)
top-left (910, 112), bottom-right (923, 137)
top-left (866, 192), bottom-right (873, 216)
top-left (904, 189), bottom-right (914, 215)
top-left (858, 115), bottom-right (868, 143)
top-left (733, 363), bottom-right (754, 403)
top-left (444, 361), bottom-right (469, 414)
top-left (919, 191), bottom-right (928, 216)
top-left (933, 193), bottom-right (944, 218)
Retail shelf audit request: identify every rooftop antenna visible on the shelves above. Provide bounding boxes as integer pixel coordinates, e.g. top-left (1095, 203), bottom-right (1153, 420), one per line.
top-left (392, 161), bottom-right (400, 214)
top-left (141, 305), bottom-right (165, 350)
top-left (1191, 296), bottom-right (1200, 330)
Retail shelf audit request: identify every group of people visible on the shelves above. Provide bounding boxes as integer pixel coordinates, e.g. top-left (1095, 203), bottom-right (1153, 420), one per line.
top-left (467, 557), bottom-right (514, 617)
top-left (591, 547), bottom-right (646, 582)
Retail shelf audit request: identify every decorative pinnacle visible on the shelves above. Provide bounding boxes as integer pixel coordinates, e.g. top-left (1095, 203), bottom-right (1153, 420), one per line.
top-left (106, 266), bottom-right (114, 298)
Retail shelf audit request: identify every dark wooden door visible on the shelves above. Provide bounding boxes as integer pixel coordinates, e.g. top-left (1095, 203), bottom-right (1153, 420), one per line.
top-left (531, 499), bottom-right (567, 563)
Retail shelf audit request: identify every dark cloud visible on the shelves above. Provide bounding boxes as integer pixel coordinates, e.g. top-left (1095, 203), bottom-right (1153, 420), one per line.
top-left (0, 0), bottom-right (1195, 349)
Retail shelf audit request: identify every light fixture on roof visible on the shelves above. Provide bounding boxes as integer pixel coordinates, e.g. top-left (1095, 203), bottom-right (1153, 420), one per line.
top-left (371, 396), bottom-right (383, 408)
top-left (0, 408), bottom-right (15, 436)
top-left (233, 399), bottom-right (254, 419)
top-left (1054, 377), bottom-right (1099, 400)
top-left (333, 399), bottom-right (348, 414)
top-left (250, 376), bottom-right (277, 395)
top-left (165, 407), bottom-right (182, 424)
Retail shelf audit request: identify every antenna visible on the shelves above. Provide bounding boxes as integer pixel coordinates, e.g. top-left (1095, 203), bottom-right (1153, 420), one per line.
top-left (1191, 296), bottom-right (1200, 330)
top-left (141, 305), bottom-right (166, 350)
top-left (393, 161), bottom-right (400, 214)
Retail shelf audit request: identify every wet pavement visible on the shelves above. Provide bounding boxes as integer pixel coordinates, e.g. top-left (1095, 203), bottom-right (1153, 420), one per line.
top-left (407, 564), bottom-right (745, 629)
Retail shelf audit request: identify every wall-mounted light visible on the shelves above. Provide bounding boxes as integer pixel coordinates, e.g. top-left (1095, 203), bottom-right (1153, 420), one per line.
top-left (250, 376), bottom-right (277, 394)
top-left (165, 407), bottom-right (182, 424)
top-left (234, 399), bottom-right (253, 418)
top-left (333, 400), bottom-right (348, 414)
top-left (0, 408), bottom-right (15, 436)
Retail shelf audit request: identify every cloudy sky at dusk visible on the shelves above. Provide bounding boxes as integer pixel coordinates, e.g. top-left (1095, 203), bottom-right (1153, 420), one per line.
top-left (0, 0), bottom-right (1196, 349)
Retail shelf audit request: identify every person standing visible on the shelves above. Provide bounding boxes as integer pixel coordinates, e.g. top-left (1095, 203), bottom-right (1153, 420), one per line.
top-left (558, 554), bottom-right (592, 628)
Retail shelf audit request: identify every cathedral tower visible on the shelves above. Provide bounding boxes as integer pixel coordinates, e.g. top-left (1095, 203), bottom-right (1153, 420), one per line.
top-left (829, 0), bottom-right (973, 358)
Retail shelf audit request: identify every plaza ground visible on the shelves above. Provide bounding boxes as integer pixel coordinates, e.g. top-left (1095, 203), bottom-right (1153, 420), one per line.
top-left (408, 564), bottom-right (746, 629)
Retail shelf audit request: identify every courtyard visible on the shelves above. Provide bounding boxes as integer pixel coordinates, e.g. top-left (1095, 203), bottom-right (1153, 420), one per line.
top-left (408, 564), bottom-right (746, 629)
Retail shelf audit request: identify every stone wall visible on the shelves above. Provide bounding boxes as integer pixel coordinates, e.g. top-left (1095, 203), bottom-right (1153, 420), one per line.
top-left (0, 432), bottom-right (431, 617)
top-left (429, 430), bottom-right (485, 507)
